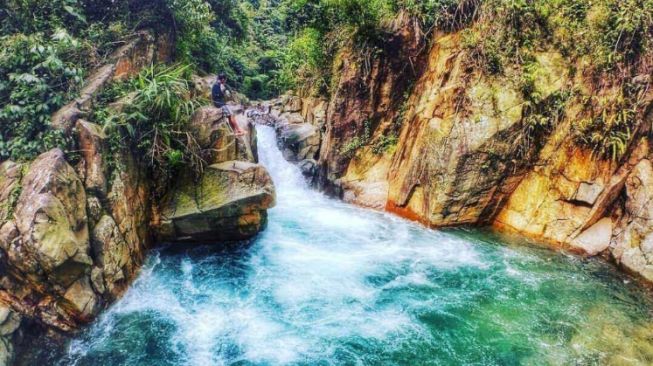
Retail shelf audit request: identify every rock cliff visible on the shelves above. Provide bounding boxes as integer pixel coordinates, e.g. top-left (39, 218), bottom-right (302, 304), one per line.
top-left (0, 32), bottom-right (275, 364)
top-left (257, 14), bottom-right (653, 287)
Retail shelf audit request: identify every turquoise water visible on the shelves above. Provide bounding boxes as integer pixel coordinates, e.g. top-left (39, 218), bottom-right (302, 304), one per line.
top-left (52, 126), bottom-right (653, 365)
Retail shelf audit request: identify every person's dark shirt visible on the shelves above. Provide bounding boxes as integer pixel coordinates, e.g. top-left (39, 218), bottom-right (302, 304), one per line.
top-left (212, 82), bottom-right (229, 107)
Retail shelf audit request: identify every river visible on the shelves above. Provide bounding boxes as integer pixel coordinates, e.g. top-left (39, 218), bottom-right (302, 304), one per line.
top-left (46, 125), bottom-right (653, 365)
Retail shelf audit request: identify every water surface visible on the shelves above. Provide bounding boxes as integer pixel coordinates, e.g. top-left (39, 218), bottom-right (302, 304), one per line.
top-left (54, 126), bottom-right (653, 365)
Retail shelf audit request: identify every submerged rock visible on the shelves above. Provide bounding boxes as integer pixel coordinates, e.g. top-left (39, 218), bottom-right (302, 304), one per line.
top-left (158, 161), bottom-right (276, 243)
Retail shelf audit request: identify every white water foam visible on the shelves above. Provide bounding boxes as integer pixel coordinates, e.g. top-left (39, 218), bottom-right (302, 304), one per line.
top-left (63, 126), bottom-right (491, 365)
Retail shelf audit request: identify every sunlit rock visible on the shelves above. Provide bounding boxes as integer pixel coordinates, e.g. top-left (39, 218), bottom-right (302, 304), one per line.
top-left (158, 161), bottom-right (276, 243)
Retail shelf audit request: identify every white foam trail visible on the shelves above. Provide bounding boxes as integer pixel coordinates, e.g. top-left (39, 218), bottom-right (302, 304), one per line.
top-left (63, 125), bottom-right (488, 366)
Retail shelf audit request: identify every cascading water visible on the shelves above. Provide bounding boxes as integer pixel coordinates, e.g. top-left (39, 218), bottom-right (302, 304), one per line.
top-left (41, 126), bottom-right (653, 365)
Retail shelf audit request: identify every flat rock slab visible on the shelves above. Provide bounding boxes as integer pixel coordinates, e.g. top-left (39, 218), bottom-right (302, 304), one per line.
top-left (159, 161), bottom-right (276, 243)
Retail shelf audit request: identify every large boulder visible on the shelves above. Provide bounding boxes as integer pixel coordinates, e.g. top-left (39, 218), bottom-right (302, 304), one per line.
top-left (0, 149), bottom-right (99, 331)
top-left (158, 161), bottom-right (276, 243)
top-left (611, 159), bottom-right (653, 281)
top-left (190, 106), bottom-right (257, 163)
top-left (12, 149), bottom-right (92, 287)
top-left (276, 123), bottom-right (321, 163)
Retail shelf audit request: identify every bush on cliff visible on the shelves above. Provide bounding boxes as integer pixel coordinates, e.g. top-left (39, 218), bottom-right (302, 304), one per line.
top-left (95, 64), bottom-right (205, 177)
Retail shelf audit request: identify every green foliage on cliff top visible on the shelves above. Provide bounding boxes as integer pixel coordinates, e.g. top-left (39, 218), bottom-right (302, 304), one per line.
top-left (96, 64), bottom-right (204, 177)
top-left (0, 0), bottom-right (266, 162)
top-left (0, 30), bottom-right (85, 161)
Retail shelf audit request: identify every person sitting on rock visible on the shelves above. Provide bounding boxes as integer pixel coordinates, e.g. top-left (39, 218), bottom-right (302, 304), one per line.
top-left (212, 73), bottom-right (247, 136)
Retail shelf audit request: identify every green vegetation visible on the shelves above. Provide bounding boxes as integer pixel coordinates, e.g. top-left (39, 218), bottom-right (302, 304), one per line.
top-left (0, 0), bottom-right (286, 163)
top-left (94, 64), bottom-right (204, 177)
top-left (573, 94), bottom-right (639, 161)
top-left (1, 0), bottom-right (651, 165)
top-left (460, 0), bottom-right (652, 161)
top-left (0, 30), bottom-right (84, 161)
top-left (341, 119), bottom-right (372, 158)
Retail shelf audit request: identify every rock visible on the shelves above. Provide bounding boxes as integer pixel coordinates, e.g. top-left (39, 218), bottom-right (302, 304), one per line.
top-left (76, 120), bottom-right (107, 196)
top-left (189, 107), bottom-right (227, 149)
top-left (612, 159), bottom-right (653, 281)
top-left (159, 161), bottom-right (276, 242)
top-left (283, 96), bottom-right (302, 113)
top-left (387, 34), bottom-right (552, 227)
top-left (91, 215), bottom-right (130, 298)
top-left (298, 159), bottom-right (317, 177)
top-left (63, 277), bottom-right (98, 319)
top-left (0, 162), bottom-right (22, 222)
top-left (190, 106), bottom-right (255, 163)
top-left (50, 104), bottom-right (83, 134)
top-left (300, 97), bottom-right (328, 128)
top-left (0, 307), bottom-right (20, 336)
top-left (90, 267), bottom-right (106, 295)
top-left (13, 149), bottom-right (92, 286)
top-left (0, 305), bottom-right (21, 366)
top-left (282, 112), bottom-right (304, 125)
top-left (107, 152), bottom-right (151, 284)
top-left (574, 182), bottom-right (604, 206)
top-left (570, 217), bottom-right (612, 256)
top-left (86, 196), bottom-right (103, 226)
top-left (276, 123), bottom-right (320, 163)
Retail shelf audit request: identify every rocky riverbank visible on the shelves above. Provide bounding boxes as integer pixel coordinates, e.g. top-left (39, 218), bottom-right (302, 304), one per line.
top-left (0, 32), bottom-right (276, 364)
top-left (250, 13), bottom-right (653, 285)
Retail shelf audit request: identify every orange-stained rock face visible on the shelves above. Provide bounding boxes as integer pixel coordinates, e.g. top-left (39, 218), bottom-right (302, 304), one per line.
top-left (385, 34), bottom-right (563, 228)
top-left (316, 12), bottom-right (426, 195)
top-left (297, 15), bottom-right (653, 288)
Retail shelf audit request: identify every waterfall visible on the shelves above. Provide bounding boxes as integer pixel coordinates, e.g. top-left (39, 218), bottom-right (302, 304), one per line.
top-left (50, 125), bottom-right (653, 366)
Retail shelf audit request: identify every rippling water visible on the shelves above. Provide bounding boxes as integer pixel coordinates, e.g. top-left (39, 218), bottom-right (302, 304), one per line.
top-left (45, 126), bottom-right (653, 365)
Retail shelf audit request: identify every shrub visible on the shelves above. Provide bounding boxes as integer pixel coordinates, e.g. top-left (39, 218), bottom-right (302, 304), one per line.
top-left (0, 30), bottom-right (86, 161)
top-left (573, 94), bottom-right (638, 161)
top-left (97, 64), bottom-right (205, 176)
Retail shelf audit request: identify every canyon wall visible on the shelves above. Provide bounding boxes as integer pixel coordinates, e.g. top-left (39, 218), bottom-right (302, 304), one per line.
top-left (264, 17), bottom-right (653, 284)
top-left (0, 32), bottom-right (275, 364)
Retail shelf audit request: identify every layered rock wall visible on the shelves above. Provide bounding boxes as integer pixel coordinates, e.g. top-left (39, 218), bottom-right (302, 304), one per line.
top-left (269, 16), bottom-right (653, 285)
top-left (0, 31), bottom-right (276, 364)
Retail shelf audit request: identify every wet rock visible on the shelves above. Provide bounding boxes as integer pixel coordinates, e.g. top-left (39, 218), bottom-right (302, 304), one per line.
top-left (159, 161), bottom-right (276, 243)
top-left (277, 123), bottom-right (320, 163)
top-left (298, 159), bottom-right (317, 177)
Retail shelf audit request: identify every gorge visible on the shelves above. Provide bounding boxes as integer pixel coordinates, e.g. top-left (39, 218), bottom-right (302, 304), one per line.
top-left (1, 0), bottom-right (653, 364)
top-left (22, 125), bottom-right (653, 365)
